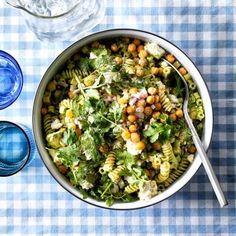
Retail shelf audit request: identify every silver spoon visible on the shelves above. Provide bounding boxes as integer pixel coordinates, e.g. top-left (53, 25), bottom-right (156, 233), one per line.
top-left (161, 58), bottom-right (228, 207)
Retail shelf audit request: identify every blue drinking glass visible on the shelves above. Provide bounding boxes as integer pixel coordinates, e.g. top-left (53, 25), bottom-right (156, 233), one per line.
top-left (0, 121), bottom-right (36, 176)
top-left (0, 50), bottom-right (23, 110)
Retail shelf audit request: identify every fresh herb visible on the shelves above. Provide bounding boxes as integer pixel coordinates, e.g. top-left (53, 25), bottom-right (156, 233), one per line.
top-left (143, 121), bottom-right (174, 144)
top-left (57, 144), bottom-right (81, 167)
top-left (62, 128), bottom-right (78, 146)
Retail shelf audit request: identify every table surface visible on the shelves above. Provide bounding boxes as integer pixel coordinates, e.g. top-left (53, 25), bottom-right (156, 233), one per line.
top-left (0, 1), bottom-right (236, 235)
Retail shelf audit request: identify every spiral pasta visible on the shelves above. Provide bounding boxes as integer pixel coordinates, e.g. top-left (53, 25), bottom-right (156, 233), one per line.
top-left (108, 165), bottom-right (125, 183)
top-left (155, 162), bottom-right (171, 183)
top-left (43, 114), bottom-right (53, 135)
top-left (162, 142), bottom-right (175, 162)
top-left (150, 154), bottom-right (162, 170)
top-left (125, 184), bottom-right (139, 193)
top-left (163, 157), bottom-right (190, 187)
top-left (103, 151), bottom-right (116, 172)
top-left (159, 89), bottom-right (173, 112)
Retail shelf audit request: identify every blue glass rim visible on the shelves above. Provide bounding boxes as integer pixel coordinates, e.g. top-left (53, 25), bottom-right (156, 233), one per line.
top-left (0, 121), bottom-right (30, 177)
top-left (0, 50), bottom-right (23, 110)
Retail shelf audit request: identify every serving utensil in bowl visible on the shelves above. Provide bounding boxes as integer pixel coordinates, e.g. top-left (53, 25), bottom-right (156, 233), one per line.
top-left (161, 58), bottom-right (227, 207)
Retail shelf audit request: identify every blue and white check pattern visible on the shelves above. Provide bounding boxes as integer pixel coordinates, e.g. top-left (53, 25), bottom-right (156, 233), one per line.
top-left (0, 0), bottom-right (236, 235)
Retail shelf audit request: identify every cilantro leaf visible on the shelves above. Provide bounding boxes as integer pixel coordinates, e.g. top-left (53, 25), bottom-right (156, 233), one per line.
top-left (143, 121), bottom-right (174, 144)
top-left (57, 144), bottom-right (81, 167)
top-left (80, 130), bottom-right (102, 161)
top-left (62, 128), bottom-right (78, 146)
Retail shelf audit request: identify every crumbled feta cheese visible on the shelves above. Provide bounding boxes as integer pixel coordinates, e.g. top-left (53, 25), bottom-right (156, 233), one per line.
top-left (89, 52), bottom-right (97, 59)
top-left (80, 180), bottom-right (94, 190)
top-left (87, 115), bottom-right (95, 124)
top-left (118, 180), bottom-right (125, 189)
top-left (103, 72), bottom-right (120, 84)
top-left (144, 42), bottom-right (165, 59)
top-left (59, 99), bottom-right (71, 114)
top-left (169, 94), bottom-right (179, 104)
top-left (138, 180), bottom-right (158, 201)
top-left (126, 140), bottom-right (142, 156)
top-left (51, 119), bottom-right (63, 130)
top-left (187, 154), bottom-right (194, 163)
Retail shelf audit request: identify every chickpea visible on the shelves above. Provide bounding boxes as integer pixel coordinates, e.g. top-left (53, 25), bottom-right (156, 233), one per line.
top-left (91, 41), bottom-right (100, 48)
top-left (75, 127), bottom-right (81, 137)
top-left (127, 114), bottom-right (137, 123)
top-left (126, 106), bottom-right (136, 114)
top-left (152, 141), bottom-right (161, 151)
top-left (155, 103), bottom-right (162, 111)
top-left (139, 58), bottom-right (148, 67)
top-left (178, 67), bottom-right (187, 76)
top-left (144, 169), bottom-right (150, 177)
top-left (150, 66), bottom-right (159, 75)
top-left (128, 43), bottom-right (136, 53)
top-left (54, 90), bottom-right (61, 98)
top-left (122, 130), bottom-right (131, 140)
top-left (118, 97), bottom-right (128, 105)
top-left (166, 54), bottom-right (176, 63)
top-left (155, 95), bottom-right (160, 103)
top-left (137, 45), bottom-right (144, 52)
top-left (188, 145), bottom-right (196, 154)
top-left (136, 68), bottom-right (145, 77)
top-left (144, 106), bottom-right (153, 116)
top-left (170, 113), bottom-right (177, 121)
top-left (129, 87), bottom-right (138, 94)
top-left (176, 109), bottom-right (184, 118)
top-left (139, 49), bottom-right (148, 58)
top-left (158, 67), bottom-right (163, 76)
top-left (111, 43), bottom-right (119, 52)
top-left (41, 107), bottom-right (47, 115)
top-left (152, 111), bottom-right (161, 119)
top-left (136, 99), bottom-right (146, 107)
top-left (131, 132), bottom-right (141, 143)
top-left (68, 91), bottom-right (75, 99)
top-left (136, 106), bottom-right (144, 113)
top-left (129, 124), bottom-right (138, 133)
top-left (47, 81), bottom-right (56, 92)
top-left (114, 56), bottom-right (123, 64)
top-left (133, 38), bottom-right (141, 46)
top-left (57, 164), bottom-right (68, 175)
top-left (146, 95), bottom-right (155, 104)
top-left (73, 54), bottom-right (80, 61)
top-left (136, 141), bottom-right (145, 150)
top-left (147, 87), bottom-right (157, 95)
top-left (99, 144), bottom-right (109, 154)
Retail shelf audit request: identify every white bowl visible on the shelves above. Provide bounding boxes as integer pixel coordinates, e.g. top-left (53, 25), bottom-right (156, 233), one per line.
top-left (33, 29), bottom-right (213, 210)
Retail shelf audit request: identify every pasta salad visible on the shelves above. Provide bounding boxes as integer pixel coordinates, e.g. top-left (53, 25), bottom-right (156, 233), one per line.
top-left (41, 37), bottom-right (204, 206)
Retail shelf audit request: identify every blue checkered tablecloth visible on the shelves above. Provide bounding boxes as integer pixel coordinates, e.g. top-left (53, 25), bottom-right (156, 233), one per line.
top-left (0, 0), bottom-right (235, 235)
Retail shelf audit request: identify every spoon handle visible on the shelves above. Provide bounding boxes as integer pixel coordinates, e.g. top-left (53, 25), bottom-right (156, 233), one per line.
top-left (185, 114), bottom-right (228, 207)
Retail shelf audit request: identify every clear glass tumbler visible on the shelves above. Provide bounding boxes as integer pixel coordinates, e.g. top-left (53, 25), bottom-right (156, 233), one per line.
top-left (6, 0), bottom-right (106, 41)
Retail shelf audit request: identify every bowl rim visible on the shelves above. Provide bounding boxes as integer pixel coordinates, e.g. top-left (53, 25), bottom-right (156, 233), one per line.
top-left (33, 28), bottom-right (214, 210)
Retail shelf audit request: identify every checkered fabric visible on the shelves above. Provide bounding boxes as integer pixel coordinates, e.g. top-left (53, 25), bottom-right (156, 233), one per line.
top-left (0, 0), bottom-right (235, 235)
